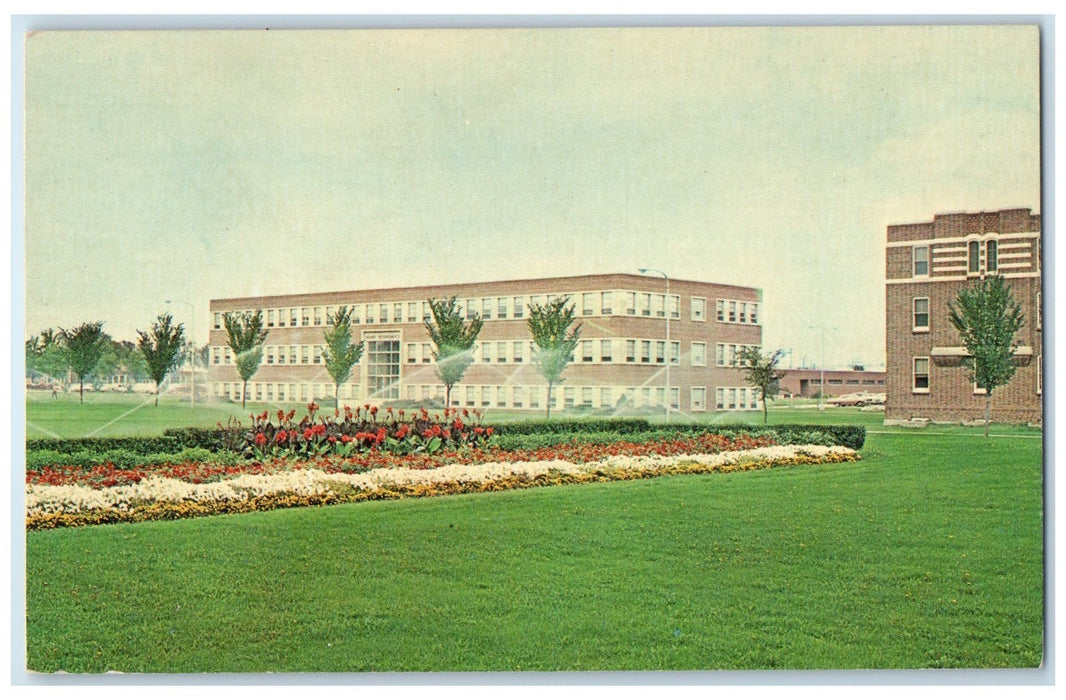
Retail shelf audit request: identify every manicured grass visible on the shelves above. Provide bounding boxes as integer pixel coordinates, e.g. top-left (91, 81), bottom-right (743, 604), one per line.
top-left (26, 392), bottom-right (1040, 440)
top-left (25, 430), bottom-right (1043, 672)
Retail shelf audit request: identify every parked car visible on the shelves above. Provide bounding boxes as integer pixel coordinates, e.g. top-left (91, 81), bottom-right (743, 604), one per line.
top-left (826, 391), bottom-right (886, 407)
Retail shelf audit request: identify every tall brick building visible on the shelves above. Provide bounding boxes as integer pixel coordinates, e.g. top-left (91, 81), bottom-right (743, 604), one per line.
top-left (207, 273), bottom-right (763, 414)
top-left (885, 209), bottom-right (1042, 424)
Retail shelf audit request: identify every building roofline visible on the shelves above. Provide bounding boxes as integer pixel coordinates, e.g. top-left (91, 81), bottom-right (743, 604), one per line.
top-left (210, 272), bottom-right (762, 306)
top-left (886, 207), bottom-right (1039, 230)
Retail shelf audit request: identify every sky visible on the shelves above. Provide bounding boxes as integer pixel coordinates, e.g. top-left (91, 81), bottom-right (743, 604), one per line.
top-left (22, 24), bottom-right (1042, 370)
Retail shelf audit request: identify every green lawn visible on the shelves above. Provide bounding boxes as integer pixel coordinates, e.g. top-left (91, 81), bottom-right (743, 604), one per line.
top-left (25, 429), bottom-right (1044, 672)
top-left (24, 391), bottom-right (1039, 439)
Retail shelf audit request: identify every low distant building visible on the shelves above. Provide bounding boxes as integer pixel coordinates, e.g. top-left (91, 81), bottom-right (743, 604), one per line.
top-left (779, 369), bottom-right (886, 398)
top-left (884, 208), bottom-right (1042, 424)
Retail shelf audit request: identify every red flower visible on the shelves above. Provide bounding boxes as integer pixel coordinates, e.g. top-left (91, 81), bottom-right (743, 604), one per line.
top-left (340, 434), bottom-right (353, 444)
top-left (276, 430), bottom-right (288, 443)
top-left (485, 427), bottom-right (494, 436)
top-left (255, 433), bottom-right (267, 446)
top-left (303, 428), bottom-right (314, 441)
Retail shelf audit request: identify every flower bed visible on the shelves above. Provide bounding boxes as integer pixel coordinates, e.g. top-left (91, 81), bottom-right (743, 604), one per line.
top-left (26, 433), bottom-right (860, 530)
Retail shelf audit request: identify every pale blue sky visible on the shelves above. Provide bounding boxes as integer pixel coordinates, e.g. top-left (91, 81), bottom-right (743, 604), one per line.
top-left (23, 25), bottom-right (1041, 369)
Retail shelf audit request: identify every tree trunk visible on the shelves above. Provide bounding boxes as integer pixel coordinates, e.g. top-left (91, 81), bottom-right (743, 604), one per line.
top-left (155, 386), bottom-right (160, 407)
top-left (336, 382), bottom-right (341, 410)
top-left (445, 384), bottom-right (452, 412)
top-left (242, 380), bottom-right (248, 409)
top-left (762, 389), bottom-right (769, 424)
top-left (546, 381), bottom-right (554, 419)
top-left (79, 377), bottom-right (84, 404)
top-left (985, 392), bottom-right (991, 438)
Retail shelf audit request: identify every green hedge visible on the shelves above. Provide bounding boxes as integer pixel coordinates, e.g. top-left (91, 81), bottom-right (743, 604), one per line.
top-left (492, 424), bottom-right (864, 452)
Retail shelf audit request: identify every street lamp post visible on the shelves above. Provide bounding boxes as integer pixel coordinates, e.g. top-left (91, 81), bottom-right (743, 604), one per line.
top-left (166, 299), bottom-right (196, 408)
top-left (807, 325), bottom-right (836, 411)
top-left (639, 268), bottom-right (671, 422)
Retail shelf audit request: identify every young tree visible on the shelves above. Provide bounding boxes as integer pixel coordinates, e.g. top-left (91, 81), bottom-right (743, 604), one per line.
top-left (322, 306), bottom-right (365, 409)
top-left (223, 310), bottom-right (268, 409)
top-left (58, 322), bottom-right (106, 403)
top-left (137, 313), bottom-right (186, 407)
top-left (736, 346), bottom-right (786, 425)
top-left (527, 296), bottom-right (582, 419)
top-left (424, 297), bottom-right (483, 410)
top-left (948, 275), bottom-right (1026, 437)
top-left (32, 329), bottom-right (68, 387)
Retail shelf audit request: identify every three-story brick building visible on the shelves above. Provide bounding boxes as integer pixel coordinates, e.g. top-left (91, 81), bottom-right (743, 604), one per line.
top-left (885, 209), bottom-right (1042, 424)
top-left (207, 273), bottom-right (764, 414)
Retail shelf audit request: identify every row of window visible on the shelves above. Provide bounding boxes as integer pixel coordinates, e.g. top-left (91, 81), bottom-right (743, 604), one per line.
top-left (211, 339), bottom-right (764, 369)
top-left (212, 291), bottom-right (761, 329)
top-left (911, 356), bottom-right (1041, 394)
top-left (209, 381), bottom-right (764, 412)
top-left (912, 239), bottom-right (1000, 277)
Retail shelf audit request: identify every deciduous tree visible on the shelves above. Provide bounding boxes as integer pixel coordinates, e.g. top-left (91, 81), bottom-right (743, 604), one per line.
top-left (137, 313), bottom-right (186, 407)
top-left (948, 275), bottom-right (1026, 437)
top-left (736, 346), bottom-right (785, 425)
top-left (424, 297), bottom-right (483, 410)
top-left (322, 306), bottom-right (365, 409)
top-left (58, 322), bottom-right (106, 403)
top-left (223, 310), bottom-right (268, 409)
top-left (527, 296), bottom-right (581, 419)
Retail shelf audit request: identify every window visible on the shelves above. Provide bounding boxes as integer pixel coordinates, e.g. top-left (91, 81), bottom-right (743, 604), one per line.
top-left (968, 240), bottom-right (981, 274)
top-left (289, 309), bottom-right (298, 327)
top-left (466, 300), bottom-right (477, 321)
top-left (670, 341), bottom-right (680, 365)
top-left (655, 341), bottom-right (666, 364)
top-left (582, 340), bottom-right (594, 363)
top-left (513, 341), bottom-right (524, 363)
top-left (497, 343), bottom-right (507, 363)
top-left (750, 303), bottom-right (759, 324)
top-left (212, 347), bottom-right (221, 365)
top-left (302, 308), bottom-right (310, 326)
top-left (641, 340), bottom-right (652, 363)
top-left (600, 339), bottom-right (612, 362)
top-left (314, 307), bottom-right (323, 325)
top-left (481, 342), bottom-right (492, 363)
top-left (913, 297), bottom-right (930, 331)
top-left (582, 293), bottom-right (594, 316)
top-left (653, 294), bottom-right (665, 318)
top-left (267, 309), bottom-right (276, 327)
top-left (625, 292), bottom-right (636, 315)
top-left (422, 301), bottom-right (432, 323)
top-left (913, 357), bottom-right (930, 393)
top-left (986, 240), bottom-right (998, 273)
top-left (601, 291), bottom-right (613, 315)
top-left (670, 387), bottom-right (680, 410)
top-left (422, 343), bottom-right (432, 363)
top-left (513, 297), bottom-right (524, 319)
top-left (407, 302), bottom-right (418, 323)
top-left (600, 387), bottom-right (612, 407)
top-left (314, 346), bottom-right (324, 364)
top-left (481, 386), bottom-right (491, 408)
top-left (365, 305), bottom-right (375, 324)
top-left (728, 301), bottom-right (737, 322)
top-left (496, 297), bottom-right (508, 319)
top-left (691, 387), bottom-right (706, 412)
top-left (301, 346), bottom-right (310, 364)
top-left (738, 302), bottom-right (747, 323)
top-left (716, 299), bottom-right (725, 321)
top-left (266, 347), bottom-right (275, 364)
top-left (378, 304), bottom-right (389, 324)
top-left (406, 343), bottom-right (418, 364)
top-left (716, 343), bottom-right (726, 366)
top-left (482, 298), bottom-right (492, 320)
top-left (626, 339), bottom-right (636, 363)
top-left (691, 342), bottom-right (706, 366)
top-left (498, 386), bottom-right (508, 408)
top-left (691, 297), bottom-right (706, 321)
top-left (514, 387), bottom-right (525, 408)
top-left (913, 245), bottom-right (929, 276)
top-left (352, 305), bottom-right (361, 324)
top-left (564, 387), bottom-right (575, 408)
top-left (582, 387), bottom-right (593, 407)
top-left (727, 388), bottom-right (737, 410)
top-left (668, 295), bottom-right (680, 319)
top-left (213, 313), bottom-right (222, 330)
top-left (641, 293), bottom-right (652, 316)
top-left (716, 388), bottom-right (725, 410)
top-left (393, 303), bottom-right (403, 323)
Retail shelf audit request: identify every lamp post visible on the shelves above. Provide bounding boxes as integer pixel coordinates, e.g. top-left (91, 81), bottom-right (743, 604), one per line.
top-left (807, 325), bottom-right (836, 410)
top-left (166, 299), bottom-right (196, 408)
top-left (639, 268), bottom-right (671, 422)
